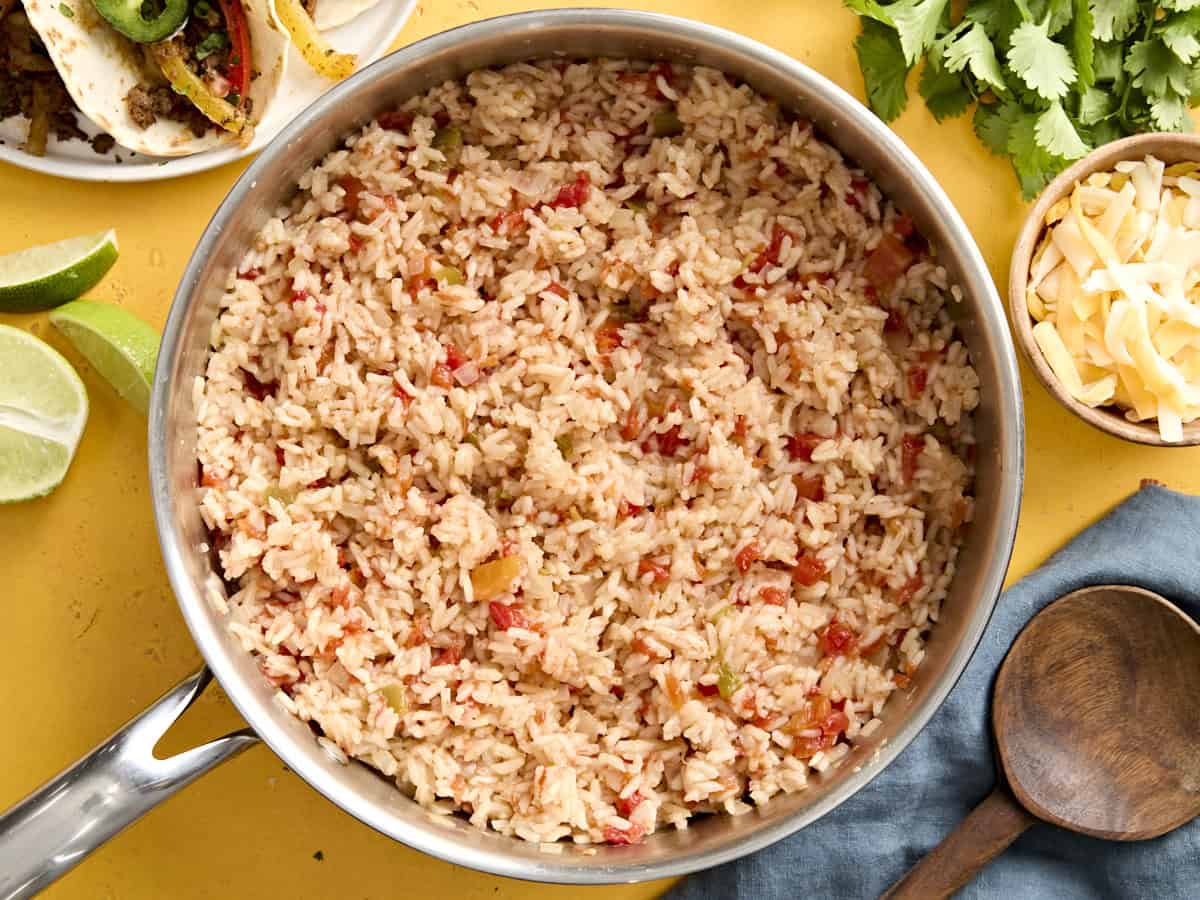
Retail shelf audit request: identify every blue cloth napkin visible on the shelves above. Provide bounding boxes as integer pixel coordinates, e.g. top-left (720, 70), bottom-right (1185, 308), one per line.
top-left (668, 484), bottom-right (1200, 899)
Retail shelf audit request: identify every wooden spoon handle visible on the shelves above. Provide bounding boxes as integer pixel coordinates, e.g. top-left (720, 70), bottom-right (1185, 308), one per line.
top-left (880, 786), bottom-right (1037, 900)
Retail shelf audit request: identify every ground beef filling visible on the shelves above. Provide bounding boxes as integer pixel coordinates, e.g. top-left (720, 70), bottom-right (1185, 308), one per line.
top-left (0, 7), bottom-right (104, 153)
top-left (124, 83), bottom-right (213, 137)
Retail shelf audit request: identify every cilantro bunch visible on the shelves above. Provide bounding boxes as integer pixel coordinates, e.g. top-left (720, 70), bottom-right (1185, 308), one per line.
top-left (846, 1), bottom-right (1200, 198)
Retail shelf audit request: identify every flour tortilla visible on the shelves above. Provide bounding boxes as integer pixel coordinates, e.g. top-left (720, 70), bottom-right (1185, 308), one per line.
top-left (23, 0), bottom-right (288, 157)
top-left (311, 0), bottom-right (379, 31)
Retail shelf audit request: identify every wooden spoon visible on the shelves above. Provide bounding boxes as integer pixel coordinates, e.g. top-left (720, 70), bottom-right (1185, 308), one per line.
top-left (883, 585), bottom-right (1200, 899)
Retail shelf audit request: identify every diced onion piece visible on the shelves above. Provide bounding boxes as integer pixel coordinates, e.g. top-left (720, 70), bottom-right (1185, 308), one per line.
top-left (470, 556), bottom-right (521, 601)
top-left (273, 0), bottom-right (357, 80)
top-left (453, 361), bottom-right (480, 386)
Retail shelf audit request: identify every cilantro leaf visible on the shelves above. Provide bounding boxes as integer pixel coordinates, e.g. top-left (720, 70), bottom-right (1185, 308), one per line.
top-left (1029, 0), bottom-right (1075, 36)
top-left (1008, 20), bottom-right (1078, 100)
top-left (941, 21), bottom-right (1008, 93)
top-left (843, 0), bottom-right (894, 22)
top-left (1072, 0), bottom-right (1096, 89)
top-left (1093, 40), bottom-right (1126, 83)
top-left (966, 0), bottom-right (1024, 51)
top-left (890, 0), bottom-right (952, 66)
top-left (1149, 90), bottom-right (1194, 131)
top-left (919, 55), bottom-right (972, 120)
top-left (1085, 117), bottom-right (1125, 146)
top-left (1090, 0), bottom-right (1140, 42)
top-left (973, 101), bottom-right (1023, 157)
top-left (1158, 10), bottom-right (1200, 63)
top-left (856, 19), bottom-right (911, 121)
top-left (1007, 109), bottom-right (1068, 198)
top-left (1035, 100), bottom-right (1090, 158)
top-left (1126, 39), bottom-right (1192, 97)
top-left (1077, 86), bottom-right (1116, 124)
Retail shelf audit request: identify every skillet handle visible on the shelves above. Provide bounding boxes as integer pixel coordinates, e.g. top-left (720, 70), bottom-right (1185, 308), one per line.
top-left (0, 667), bottom-right (257, 900)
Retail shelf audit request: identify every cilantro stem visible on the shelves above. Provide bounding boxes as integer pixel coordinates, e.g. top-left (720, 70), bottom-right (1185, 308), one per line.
top-left (1117, 2), bottom-right (1158, 125)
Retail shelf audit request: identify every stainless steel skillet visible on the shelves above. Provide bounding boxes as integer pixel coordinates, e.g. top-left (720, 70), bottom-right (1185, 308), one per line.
top-left (0, 10), bottom-right (1023, 897)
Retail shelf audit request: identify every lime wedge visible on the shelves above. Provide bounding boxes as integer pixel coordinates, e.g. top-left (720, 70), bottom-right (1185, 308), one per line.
top-left (0, 324), bottom-right (89, 503)
top-left (0, 230), bottom-right (119, 313)
top-left (49, 301), bottom-right (159, 415)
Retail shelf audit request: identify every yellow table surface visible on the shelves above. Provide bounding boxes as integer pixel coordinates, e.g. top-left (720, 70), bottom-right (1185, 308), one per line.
top-left (3, 1), bottom-right (1198, 897)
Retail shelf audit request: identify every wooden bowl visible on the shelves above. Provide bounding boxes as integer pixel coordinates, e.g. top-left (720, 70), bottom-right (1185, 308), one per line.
top-left (1008, 132), bottom-right (1200, 446)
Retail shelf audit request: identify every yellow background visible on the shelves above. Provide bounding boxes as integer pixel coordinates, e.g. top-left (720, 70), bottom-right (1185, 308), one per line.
top-left (1, 1), bottom-right (1196, 897)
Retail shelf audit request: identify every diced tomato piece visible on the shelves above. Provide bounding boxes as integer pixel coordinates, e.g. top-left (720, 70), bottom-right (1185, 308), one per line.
top-left (616, 790), bottom-right (644, 819)
top-left (404, 619), bottom-right (430, 648)
top-left (759, 586), bottom-right (789, 606)
top-left (863, 234), bottom-right (916, 292)
top-left (338, 176), bottom-right (366, 219)
top-left (893, 212), bottom-right (915, 239)
top-left (242, 370), bottom-right (276, 402)
top-left (638, 559), bottom-right (671, 585)
top-left (596, 323), bottom-right (625, 355)
top-left (432, 110), bottom-right (450, 128)
top-left (546, 282), bottom-right (569, 299)
top-left (907, 365), bottom-right (928, 397)
top-left (377, 110), bottom-right (414, 132)
top-left (431, 364), bottom-right (454, 388)
top-left (845, 177), bottom-right (869, 209)
top-left (611, 684), bottom-right (625, 699)
top-left (818, 619), bottom-right (858, 657)
top-left (444, 343), bottom-right (468, 371)
top-left (603, 824), bottom-right (645, 845)
top-left (550, 171), bottom-right (591, 209)
top-left (734, 541), bottom-right (761, 574)
top-left (793, 473), bottom-right (825, 502)
top-left (655, 424), bottom-right (686, 457)
top-left (791, 553), bottom-right (826, 587)
top-left (430, 645), bottom-right (462, 667)
top-left (696, 682), bottom-right (720, 697)
top-left (237, 267), bottom-right (261, 280)
top-left (747, 223), bottom-right (795, 276)
top-left (896, 573), bottom-right (924, 604)
top-left (618, 498), bottom-right (644, 519)
top-left (275, 447), bottom-right (286, 468)
top-left (348, 234), bottom-right (364, 254)
top-left (786, 432), bottom-right (822, 462)
top-left (792, 732), bottom-right (835, 759)
top-left (901, 434), bottom-right (924, 483)
top-left (620, 409), bottom-right (641, 441)
top-left (734, 415), bottom-right (748, 439)
top-left (489, 602), bottom-right (529, 631)
top-left (821, 709), bottom-right (850, 736)
top-left (289, 289), bottom-right (310, 305)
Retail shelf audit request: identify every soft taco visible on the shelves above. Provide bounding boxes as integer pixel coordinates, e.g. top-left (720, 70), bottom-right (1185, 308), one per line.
top-left (22, 0), bottom-right (289, 156)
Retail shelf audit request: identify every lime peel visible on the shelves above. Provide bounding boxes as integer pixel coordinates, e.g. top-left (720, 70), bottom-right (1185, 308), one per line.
top-left (49, 300), bottom-right (159, 416)
top-left (0, 324), bottom-right (89, 503)
top-left (0, 230), bottom-right (118, 313)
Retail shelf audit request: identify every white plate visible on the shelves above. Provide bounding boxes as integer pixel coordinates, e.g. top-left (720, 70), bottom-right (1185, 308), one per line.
top-left (0, 0), bottom-right (415, 182)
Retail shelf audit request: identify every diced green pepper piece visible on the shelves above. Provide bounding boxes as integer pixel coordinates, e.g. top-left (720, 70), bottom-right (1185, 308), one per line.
top-left (717, 661), bottom-right (740, 700)
top-left (652, 108), bottom-right (684, 138)
top-left (435, 266), bottom-right (464, 286)
top-left (555, 433), bottom-right (574, 458)
top-left (380, 683), bottom-right (407, 714)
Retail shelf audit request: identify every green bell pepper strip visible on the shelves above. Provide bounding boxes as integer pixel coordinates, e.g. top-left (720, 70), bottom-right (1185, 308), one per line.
top-left (89, 0), bottom-right (189, 43)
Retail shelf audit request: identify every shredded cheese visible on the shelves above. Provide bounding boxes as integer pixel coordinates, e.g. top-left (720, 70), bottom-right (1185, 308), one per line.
top-left (1025, 155), bottom-right (1200, 441)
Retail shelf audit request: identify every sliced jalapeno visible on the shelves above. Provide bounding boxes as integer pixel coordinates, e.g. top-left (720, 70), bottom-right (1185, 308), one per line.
top-left (90, 0), bottom-right (189, 43)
